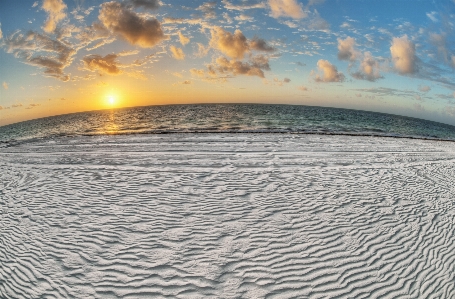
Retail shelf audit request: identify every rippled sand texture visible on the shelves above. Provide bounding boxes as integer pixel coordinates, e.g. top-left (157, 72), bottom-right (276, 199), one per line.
top-left (1, 134), bottom-right (455, 298)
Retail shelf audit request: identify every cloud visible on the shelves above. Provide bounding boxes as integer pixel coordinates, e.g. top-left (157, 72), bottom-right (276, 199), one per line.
top-left (209, 27), bottom-right (275, 59)
top-left (452, 55), bottom-right (455, 68)
top-left (298, 86), bottom-right (308, 91)
top-left (82, 54), bottom-right (122, 75)
top-left (250, 37), bottom-right (276, 52)
top-left (99, 2), bottom-right (168, 48)
top-left (11, 104), bottom-right (23, 108)
top-left (190, 68), bottom-right (205, 77)
top-left (4, 31), bottom-right (75, 81)
top-left (32, 1), bottom-right (39, 8)
top-left (0, 106), bottom-right (3, 110)
top-left (351, 52), bottom-right (382, 82)
top-left (0, 23), bottom-right (2, 40)
top-left (127, 0), bottom-right (160, 10)
top-left (197, 1), bottom-right (217, 19)
top-left (178, 31), bottom-right (190, 45)
top-left (170, 45), bottom-right (185, 60)
top-left (270, 77), bottom-right (291, 86)
top-left (207, 55), bottom-right (270, 78)
top-left (268, 0), bottom-right (306, 19)
top-left (419, 85), bottom-right (431, 92)
top-left (426, 11), bottom-right (438, 22)
top-left (2, 82), bottom-right (8, 90)
top-left (210, 27), bottom-right (249, 59)
top-left (27, 103), bottom-right (41, 109)
top-left (337, 37), bottom-right (358, 61)
top-left (390, 35), bottom-right (417, 74)
top-left (222, 0), bottom-right (266, 10)
top-left (76, 22), bottom-right (114, 51)
top-left (195, 43), bottom-right (210, 57)
top-left (314, 59), bottom-right (345, 82)
top-left (235, 14), bottom-right (254, 22)
top-left (182, 80), bottom-right (191, 84)
top-left (42, 0), bottom-right (67, 33)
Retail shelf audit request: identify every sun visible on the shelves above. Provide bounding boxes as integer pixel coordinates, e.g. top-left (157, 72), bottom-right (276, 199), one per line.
top-left (107, 95), bottom-right (116, 106)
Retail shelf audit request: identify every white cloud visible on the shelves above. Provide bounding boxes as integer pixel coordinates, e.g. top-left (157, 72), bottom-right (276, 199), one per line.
top-left (222, 0), bottom-right (266, 11)
top-left (4, 31), bottom-right (75, 81)
top-left (390, 35), bottom-right (417, 74)
top-left (42, 0), bottom-right (67, 33)
top-left (178, 31), bottom-right (190, 45)
top-left (197, 1), bottom-right (217, 19)
top-left (82, 54), bottom-right (122, 75)
top-left (2, 82), bottom-right (8, 90)
top-left (426, 11), bottom-right (438, 22)
top-left (99, 2), bottom-right (168, 48)
top-left (337, 37), bottom-right (358, 61)
top-left (32, 1), bottom-right (38, 8)
top-left (207, 56), bottom-right (270, 78)
top-left (170, 46), bottom-right (185, 60)
top-left (268, 0), bottom-right (306, 19)
top-left (314, 59), bottom-right (345, 82)
top-left (0, 23), bottom-right (2, 40)
top-left (209, 27), bottom-right (275, 60)
top-left (351, 52), bottom-right (382, 82)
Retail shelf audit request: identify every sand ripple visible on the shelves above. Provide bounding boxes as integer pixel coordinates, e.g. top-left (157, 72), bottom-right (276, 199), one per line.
top-left (1, 134), bottom-right (455, 298)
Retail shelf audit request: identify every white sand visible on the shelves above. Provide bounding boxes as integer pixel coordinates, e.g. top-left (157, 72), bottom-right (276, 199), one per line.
top-left (1, 134), bottom-right (455, 298)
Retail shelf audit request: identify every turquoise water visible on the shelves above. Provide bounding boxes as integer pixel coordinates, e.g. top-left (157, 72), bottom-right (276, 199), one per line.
top-left (1, 104), bottom-right (455, 143)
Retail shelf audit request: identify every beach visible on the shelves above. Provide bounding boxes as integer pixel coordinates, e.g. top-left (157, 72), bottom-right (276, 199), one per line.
top-left (1, 133), bottom-right (455, 298)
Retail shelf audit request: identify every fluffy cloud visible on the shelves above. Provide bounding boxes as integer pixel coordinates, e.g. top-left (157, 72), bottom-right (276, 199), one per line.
top-left (178, 31), bottom-right (190, 45)
top-left (210, 27), bottom-right (275, 59)
top-left (42, 0), bottom-right (67, 33)
top-left (250, 37), bottom-right (276, 52)
top-left (390, 35), bottom-right (417, 74)
top-left (314, 59), bottom-right (345, 82)
top-left (99, 2), bottom-right (168, 48)
top-left (82, 54), bottom-right (122, 75)
top-left (170, 45), bottom-right (185, 60)
top-left (352, 52), bottom-right (382, 81)
top-left (268, 0), bottom-right (306, 19)
top-left (452, 55), bottom-right (455, 68)
top-left (128, 0), bottom-right (160, 10)
top-left (2, 82), bottom-right (8, 90)
top-left (208, 56), bottom-right (270, 78)
top-left (4, 31), bottom-right (74, 81)
top-left (298, 86), bottom-right (308, 91)
top-left (337, 37), bottom-right (358, 61)
top-left (0, 23), bottom-right (2, 40)
top-left (210, 27), bottom-right (249, 59)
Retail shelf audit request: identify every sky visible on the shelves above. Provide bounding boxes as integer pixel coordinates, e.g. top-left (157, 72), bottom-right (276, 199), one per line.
top-left (0, 0), bottom-right (454, 126)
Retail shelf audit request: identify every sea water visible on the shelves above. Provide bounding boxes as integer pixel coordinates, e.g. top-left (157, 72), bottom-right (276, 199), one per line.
top-left (1, 104), bottom-right (455, 143)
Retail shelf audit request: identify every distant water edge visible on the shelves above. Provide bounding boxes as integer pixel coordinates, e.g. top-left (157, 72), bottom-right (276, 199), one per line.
top-left (1, 104), bottom-right (455, 144)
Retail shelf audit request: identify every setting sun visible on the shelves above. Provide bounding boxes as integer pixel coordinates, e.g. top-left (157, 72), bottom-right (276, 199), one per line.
top-left (107, 95), bottom-right (116, 106)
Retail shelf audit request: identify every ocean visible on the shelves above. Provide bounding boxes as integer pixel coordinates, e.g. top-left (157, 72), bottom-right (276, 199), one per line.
top-left (1, 103), bottom-right (455, 143)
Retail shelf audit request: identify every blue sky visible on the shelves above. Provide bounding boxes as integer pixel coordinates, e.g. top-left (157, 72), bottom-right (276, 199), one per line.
top-left (0, 0), bottom-right (454, 126)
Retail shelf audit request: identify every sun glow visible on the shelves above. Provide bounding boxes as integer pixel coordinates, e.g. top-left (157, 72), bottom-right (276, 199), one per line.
top-left (107, 95), bottom-right (116, 106)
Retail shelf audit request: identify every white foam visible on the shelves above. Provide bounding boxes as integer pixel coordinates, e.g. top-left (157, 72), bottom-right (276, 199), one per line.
top-left (1, 134), bottom-right (455, 298)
